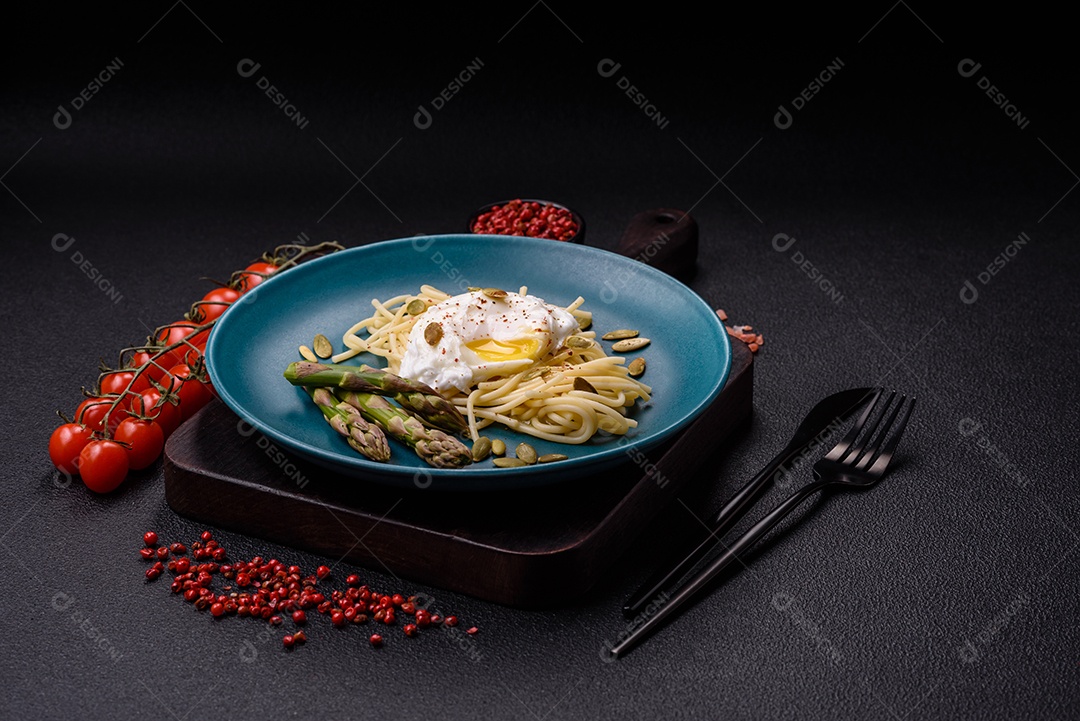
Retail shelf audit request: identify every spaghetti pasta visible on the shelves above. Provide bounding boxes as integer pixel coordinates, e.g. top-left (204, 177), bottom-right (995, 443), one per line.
top-left (333, 285), bottom-right (651, 444)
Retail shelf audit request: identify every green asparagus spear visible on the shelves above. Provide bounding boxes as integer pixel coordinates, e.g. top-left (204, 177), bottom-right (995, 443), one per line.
top-left (284, 361), bottom-right (468, 434)
top-left (306, 387), bottom-right (391, 462)
top-left (334, 390), bottom-right (472, 469)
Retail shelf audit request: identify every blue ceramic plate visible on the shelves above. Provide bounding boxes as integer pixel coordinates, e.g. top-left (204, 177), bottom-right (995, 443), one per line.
top-left (205, 235), bottom-right (731, 491)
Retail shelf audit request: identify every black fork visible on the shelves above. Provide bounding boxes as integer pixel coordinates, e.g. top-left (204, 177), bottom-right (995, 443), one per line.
top-left (609, 389), bottom-right (916, 659)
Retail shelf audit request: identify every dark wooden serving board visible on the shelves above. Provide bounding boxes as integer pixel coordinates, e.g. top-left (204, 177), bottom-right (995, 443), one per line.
top-left (163, 210), bottom-right (754, 607)
top-left (164, 343), bottom-right (751, 607)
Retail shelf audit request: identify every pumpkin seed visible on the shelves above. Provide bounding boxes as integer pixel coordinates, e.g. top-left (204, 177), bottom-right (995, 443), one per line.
top-left (612, 337), bottom-right (650, 352)
top-left (493, 457), bottom-right (527, 468)
top-left (471, 437), bottom-right (493, 462)
top-left (573, 377), bottom-right (598, 394)
top-left (628, 357), bottom-right (647, 377)
top-left (482, 287), bottom-right (508, 299)
top-left (491, 439), bottom-right (507, 456)
top-left (424, 322), bottom-right (443, 346)
top-left (298, 345), bottom-right (318, 362)
top-left (567, 336), bottom-right (593, 349)
top-left (406, 298), bottom-right (427, 316)
top-left (577, 316), bottom-right (592, 331)
top-left (538, 453), bottom-right (568, 463)
top-left (602, 329), bottom-right (639, 340)
top-left (313, 333), bottom-right (333, 358)
top-left (515, 442), bottom-right (538, 465)
top-left (467, 286), bottom-right (481, 292)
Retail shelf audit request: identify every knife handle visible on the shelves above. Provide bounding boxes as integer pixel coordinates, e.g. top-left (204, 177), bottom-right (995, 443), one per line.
top-left (621, 451), bottom-right (790, 618)
top-left (615, 208), bottom-right (698, 282)
top-left (611, 478), bottom-right (827, 659)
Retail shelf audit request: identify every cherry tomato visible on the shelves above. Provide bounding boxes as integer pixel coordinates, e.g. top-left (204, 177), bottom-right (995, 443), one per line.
top-left (99, 369), bottom-right (151, 399)
top-left (78, 440), bottom-right (129, 493)
top-left (114, 417), bottom-right (165, 470)
top-left (192, 287), bottom-right (240, 323)
top-left (129, 351), bottom-right (167, 383)
top-left (180, 340), bottom-right (207, 367)
top-left (156, 321), bottom-right (210, 369)
top-left (49, 423), bottom-right (93, 475)
top-left (134, 388), bottom-right (182, 438)
top-left (165, 364), bottom-right (213, 420)
top-left (235, 261), bottom-right (277, 293)
top-left (156, 367), bottom-right (181, 396)
top-left (76, 397), bottom-right (124, 435)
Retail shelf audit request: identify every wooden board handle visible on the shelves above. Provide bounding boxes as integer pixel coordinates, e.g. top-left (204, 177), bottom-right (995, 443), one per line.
top-left (615, 208), bottom-right (698, 282)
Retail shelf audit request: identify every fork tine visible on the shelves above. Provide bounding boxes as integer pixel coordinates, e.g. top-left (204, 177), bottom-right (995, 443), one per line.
top-left (822, 388), bottom-right (884, 462)
top-left (852, 392), bottom-right (905, 471)
top-left (866, 396), bottom-right (915, 476)
top-left (837, 389), bottom-right (898, 466)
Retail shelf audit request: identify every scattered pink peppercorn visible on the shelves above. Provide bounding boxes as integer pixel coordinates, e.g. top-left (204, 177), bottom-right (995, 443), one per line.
top-left (139, 534), bottom-right (475, 654)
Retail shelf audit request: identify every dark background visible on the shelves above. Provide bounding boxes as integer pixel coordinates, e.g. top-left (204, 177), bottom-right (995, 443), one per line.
top-left (3, 5), bottom-right (1078, 719)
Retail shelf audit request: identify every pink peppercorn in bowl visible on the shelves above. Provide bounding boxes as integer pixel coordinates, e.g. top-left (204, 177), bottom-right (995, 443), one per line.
top-left (467, 198), bottom-right (585, 244)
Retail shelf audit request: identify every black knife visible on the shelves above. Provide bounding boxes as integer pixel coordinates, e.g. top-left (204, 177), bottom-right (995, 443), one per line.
top-left (622, 386), bottom-right (876, 618)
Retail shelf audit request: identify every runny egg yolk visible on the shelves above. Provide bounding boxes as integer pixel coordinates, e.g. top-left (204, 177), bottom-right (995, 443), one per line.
top-left (465, 337), bottom-right (542, 362)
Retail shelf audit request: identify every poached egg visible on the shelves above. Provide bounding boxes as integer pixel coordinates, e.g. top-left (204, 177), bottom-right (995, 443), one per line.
top-left (398, 289), bottom-right (579, 394)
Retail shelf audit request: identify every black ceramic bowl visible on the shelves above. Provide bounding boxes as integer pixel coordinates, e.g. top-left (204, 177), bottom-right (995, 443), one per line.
top-left (467, 199), bottom-right (586, 244)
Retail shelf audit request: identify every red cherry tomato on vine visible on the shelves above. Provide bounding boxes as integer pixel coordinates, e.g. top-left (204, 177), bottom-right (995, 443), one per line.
top-left (156, 367), bottom-right (181, 396)
top-left (134, 388), bottom-right (181, 438)
top-left (180, 341), bottom-right (207, 367)
top-left (100, 369), bottom-right (151, 399)
top-left (49, 423), bottom-right (93, 475)
top-left (78, 440), bottom-right (129, 493)
top-left (76, 397), bottom-right (123, 435)
top-left (166, 364), bottom-right (212, 419)
top-left (115, 417), bottom-right (165, 470)
top-left (129, 351), bottom-right (166, 383)
top-left (235, 262), bottom-right (278, 293)
top-left (76, 397), bottom-right (108, 430)
top-left (156, 321), bottom-right (210, 369)
top-left (192, 286), bottom-right (240, 323)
